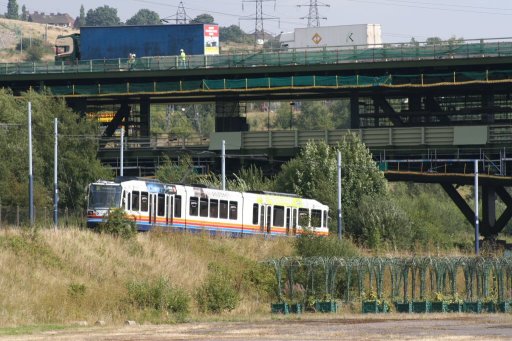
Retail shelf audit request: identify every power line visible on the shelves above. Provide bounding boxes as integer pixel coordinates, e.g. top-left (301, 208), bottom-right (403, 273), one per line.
top-left (240, 0), bottom-right (279, 44)
top-left (344, 0), bottom-right (512, 16)
top-left (160, 1), bottom-right (192, 24)
top-left (298, 0), bottom-right (330, 27)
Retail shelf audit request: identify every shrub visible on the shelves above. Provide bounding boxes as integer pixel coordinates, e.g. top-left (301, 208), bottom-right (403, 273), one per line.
top-left (98, 208), bottom-right (137, 239)
top-left (195, 263), bottom-right (240, 313)
top-left (67, 283), bottom-right (86, 298)
top-left (126, 277), bottom-right (190, 318)
top-left (294, 232), bottom-right (360, 258)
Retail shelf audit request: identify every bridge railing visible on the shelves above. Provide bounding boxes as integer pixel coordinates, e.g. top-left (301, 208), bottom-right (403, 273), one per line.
top-left (3, 37), bottom-right (512, 76)
top-left (98, 134), bottom-right (210, 151)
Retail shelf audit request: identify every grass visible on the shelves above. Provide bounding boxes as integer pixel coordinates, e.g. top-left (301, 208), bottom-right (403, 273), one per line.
top-left (0, 18), bottom-right (77, 63)
top-left (0, 324), bottom-right (69, 336)
top-left (0, 226), bottom-right (293, 327)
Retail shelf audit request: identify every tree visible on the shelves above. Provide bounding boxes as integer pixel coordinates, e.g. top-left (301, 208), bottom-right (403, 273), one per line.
top-left (126, 9), bottom-right (161, 25)
top-left (425, 36), bottom-right (442, 45)
top-left (20, 4), bottom-right (27, 21)
top-left (274, 134), bottom-right (387, 235)
top-left (330, 100), bottom-right (350, 129)
top-left (220, 25), bottom-right (251, 43)
top-left (0, 90), bottom-right (111, 210)
top-left (295, 101), bottom-right (334, 130)
top-left (156, 155), bottom-right (199, 184)
top-left (85, 5), bottom-right (121, 26)
top-left (75, 5), bottom-right (86, 28)
top-left (273, 102), bottom-right (294, 129)
top-left (6, 0), bottom-right (18, 19)
top-left (190, 13), bottom-right (214, 24)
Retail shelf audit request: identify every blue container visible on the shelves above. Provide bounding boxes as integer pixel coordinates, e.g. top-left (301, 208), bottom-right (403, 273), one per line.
top-left (79, 24), bottom-right (214, 60)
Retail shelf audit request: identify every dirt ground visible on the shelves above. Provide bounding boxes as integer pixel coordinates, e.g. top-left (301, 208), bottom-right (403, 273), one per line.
top-left (3, 314), bottom-right (512, 341)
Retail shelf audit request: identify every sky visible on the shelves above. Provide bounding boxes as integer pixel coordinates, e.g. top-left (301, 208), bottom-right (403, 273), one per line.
top-left (6, 0), bottom-right (512, 43)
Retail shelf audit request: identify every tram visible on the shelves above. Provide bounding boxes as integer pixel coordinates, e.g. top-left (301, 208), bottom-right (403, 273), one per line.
top-left (86, 178), bottom-right (329, 236)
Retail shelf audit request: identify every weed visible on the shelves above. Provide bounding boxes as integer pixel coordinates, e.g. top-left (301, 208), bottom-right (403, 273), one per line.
top-left (195, 263), bottom-right (240, 313)
top-left (126, 277), bottom-right (190, 321)
top-left (97, 208), bottom-right (136, 239)
top-left (67, 283), bottom-right (86, 299)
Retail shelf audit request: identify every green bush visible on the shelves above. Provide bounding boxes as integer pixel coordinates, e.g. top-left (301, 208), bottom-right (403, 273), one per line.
top-left (67, 283), bottom-right (86, 298)
top-left (98, 208), bottom-right (137, 239)
top-left (195, 263), bottom-right (240, 313)
top-left (126, 277), bottom-right (190, 317)
top-left (294, 232), bottom-right (360, 258)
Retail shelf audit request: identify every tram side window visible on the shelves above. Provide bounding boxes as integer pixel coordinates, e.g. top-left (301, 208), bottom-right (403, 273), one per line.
top-left (298, 208), bottom-right (309, 227)
top-left (140, 192), bottom-right (148, 212)
top-left (174, 195), bottom-right (182, 218)
top-left (229, 201), bottom-right (238, 220)
top-left (210, 199), bottom-right (219, 218)
top-left (252, 204), bottom-right (259, 225)
top-left (132, 191), bottom-right (140, 211)
top-left (127, 192), bottom-right (132, 210)
top-left (273, 206), bottom-right (284, 227)
top-left (219, 200), bottom-right (228, 219)
top-left (200, 198), bottom-right (209, 217)
top-left (311, 209), bottom-right (322, 228)
top-left (157, 194), bottom-right (165, 217)
top-left (323, 210), bottom-right (328, 228)
top-left (190, 197), bottom-right (198, 216)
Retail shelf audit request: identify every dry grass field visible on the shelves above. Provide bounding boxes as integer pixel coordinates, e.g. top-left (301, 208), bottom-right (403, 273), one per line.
top-left (0, 227), bottom-right (511, 340)
top-left (0, 18), bottom-right (77, 63)
top-left (0, 227), bottom-right (293, 327)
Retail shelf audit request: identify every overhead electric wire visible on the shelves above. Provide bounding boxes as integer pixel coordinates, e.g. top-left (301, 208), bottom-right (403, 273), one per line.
top-left (344, 0), bottom-right (512, 16)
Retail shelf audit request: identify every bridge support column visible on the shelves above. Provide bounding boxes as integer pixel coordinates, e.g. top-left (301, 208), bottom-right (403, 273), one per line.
top-left (350, 93), bottom-right (360, 129)
top-left (482, 93), bottom-right (495, 124)
top-left (140, 96), bottom-right (151, 137)
top-left (215, 100), bottom-right (248, 132)
top-left (441, 183), bottom-right (512, 239)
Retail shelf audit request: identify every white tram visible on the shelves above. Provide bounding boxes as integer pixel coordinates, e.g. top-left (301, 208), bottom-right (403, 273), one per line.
top-left (87, 178), bottom-right (329, 236)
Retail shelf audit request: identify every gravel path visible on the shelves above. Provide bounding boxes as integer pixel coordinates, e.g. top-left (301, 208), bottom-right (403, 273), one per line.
top-left (3, 314), bottom-right (512, 340)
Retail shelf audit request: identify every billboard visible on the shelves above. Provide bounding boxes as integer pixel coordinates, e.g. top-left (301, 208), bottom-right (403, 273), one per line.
top-left (204, 25), bottom-right (219, 55)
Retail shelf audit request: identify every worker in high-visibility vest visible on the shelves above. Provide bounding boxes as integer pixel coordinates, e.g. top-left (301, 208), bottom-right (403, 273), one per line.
top-left (179, 49), bottom-right (187, 68)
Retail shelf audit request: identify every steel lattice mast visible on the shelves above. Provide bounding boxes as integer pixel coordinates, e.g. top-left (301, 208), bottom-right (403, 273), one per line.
top-left (240, 0), bottom-right (279, 44)
top-left (298, 0), bottom-right (330, 27)
top-left (175, 1), bottom-right (188, 24)
top-left (161, 1), bottom-right (190, 24)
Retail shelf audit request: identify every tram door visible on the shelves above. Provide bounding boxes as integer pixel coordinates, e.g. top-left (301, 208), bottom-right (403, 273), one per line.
top-left (166, 195), bottom-right (174, 226)
top-left (286, 208), bottom-right (292, 235)
top-left (259, 205), bottom-right (265, 233)
top-left (148, 193), bottom-right (157, 225)
top-left (266, 206), bottom-right (272, 234)
top-left (259, 205), bottom-right (272, 234)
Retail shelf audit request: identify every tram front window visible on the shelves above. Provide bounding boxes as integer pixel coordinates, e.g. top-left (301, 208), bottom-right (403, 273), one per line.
top-left (88, 184), bottom-right (121, 209)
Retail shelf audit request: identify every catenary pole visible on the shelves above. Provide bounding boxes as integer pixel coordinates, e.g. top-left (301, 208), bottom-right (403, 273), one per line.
top-left (337, 150), bottom-right (343, 240)
top-left (222, 140), bottom-right (226, 191)
top-left (28, 102), bottom-right (34, 226)
top-left (474, 159), bottom-right (479, 255)
top-left (53, 118), bottom-right (58, 229)
top-left (120, 126), bottom-right (124, 177)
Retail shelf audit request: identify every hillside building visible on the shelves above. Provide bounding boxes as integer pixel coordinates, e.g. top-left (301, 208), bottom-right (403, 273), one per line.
top-left (29, 12), bottom-right (75, 28)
